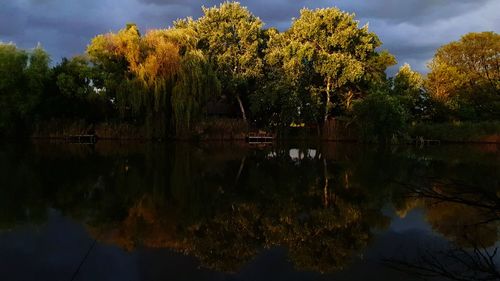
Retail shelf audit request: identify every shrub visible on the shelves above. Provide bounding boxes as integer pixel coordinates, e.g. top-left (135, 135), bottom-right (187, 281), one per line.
top-left (410, 121), bottom-right (500, 142)
top-left (352, 93), bottom-right (408, 143)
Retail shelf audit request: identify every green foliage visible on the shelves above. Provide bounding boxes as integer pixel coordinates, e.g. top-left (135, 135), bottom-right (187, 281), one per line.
top-left (361, 50), bottom-right (397, 91)
top-left (0, 43), bottom-right (50, 136)
top-left (25, 46), bottom-right (50, 113)
top-left (172, 50), bottom-right (220, 134)
top-left (37, 56), bottom-right (109, 122)
top-left (352, 92), bottom-right (408, 143)
top-left (394, 64), bottom-right (424, 98)
top-left (249, 69), bottom-right (320, 131)
top-left (251, 8), bottom-right (392, 130)
top-left (392, 63), bottom-right (430, 121)
top-left (1, 5), bottom-right (497, 141)
top-left (409, 121), bottom-right (500, 142)
top-left (0, 44), bottom-right (28, 135)
top-left (275, 8), bottom-right (384, 120)
top-left (250, 27), bottom-right (320, 130)
top-left (180, 1), bottom-right (264, 120)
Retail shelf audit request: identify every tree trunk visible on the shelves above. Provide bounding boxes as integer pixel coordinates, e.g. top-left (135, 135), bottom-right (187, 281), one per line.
top-left (346, 90), bottom-right (354, 110)
top-left (236, 94), bottom-right (247, 122)
top-left (325, 77), bottom-right (331, 122)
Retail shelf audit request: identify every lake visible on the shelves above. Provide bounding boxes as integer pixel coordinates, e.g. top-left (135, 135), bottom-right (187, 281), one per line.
top-left (0, 141), bottom-right (499, 281)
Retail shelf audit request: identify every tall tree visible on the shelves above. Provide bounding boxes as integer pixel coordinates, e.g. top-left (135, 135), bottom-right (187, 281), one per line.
top-left (250, 27), bottom-right (320, 130)
top-left (393, 63), bottom-right (428, 120)
top-left (276, 8), bottom-right (383, 121)
top-left (87, 24), bottom-right (142, 117)
top-left (88, 24), bottom-right (182, 136)
top-left (38, 56), bottom-right (109, 122)
top-left (25, 45), bottom-right (50, 115)
top-left (394, 64), bottom-right (424, 96)
top-left (0, 43), bottom-right (50, 136)
top-left (172, 50), bottom-right (220, 134)
top-left (0, 44), bottom-right (28, 135)
top-left (179, 1), bottom-right (264, 121)
top-left (426, 32), bottom-right (500, 120)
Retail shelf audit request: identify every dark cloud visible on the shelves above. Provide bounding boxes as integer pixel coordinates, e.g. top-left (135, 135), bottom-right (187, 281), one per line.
top-left (337, 0), bottom-right (490, 24)
top-left (0, 0), bottom-right (498, 73)
top-left (26, 17), bottom-right (102, 39)
top-left (0, 3), bottom-right (26, 37)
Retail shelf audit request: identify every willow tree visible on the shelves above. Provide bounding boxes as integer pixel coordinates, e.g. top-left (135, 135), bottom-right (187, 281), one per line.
top-left (276, 8), bottom-right (383, 121)
top-left (172, 50), bottom-right (220, 135)
top-left (88, 24), bottom-right (181, 109)
top-left (88, 24), bottom-right (182, 136)
top-left (179, 1), bottom-right (264, 121)
top-left (87, 24), bottom-right (144, 116)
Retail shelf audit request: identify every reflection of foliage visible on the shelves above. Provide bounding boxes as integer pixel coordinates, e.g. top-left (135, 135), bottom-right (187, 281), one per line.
top-left (0, 145), bottom-right (47, 229)
top-left (387, 179), bottom-right (500, 280)
top-left (1, 142), bottom-right (498, 276)
top-left (271, 206), bottom-right (371, 273)
top-left (407, 179), bottom-right (500, 247)
top-left (385, 244), bottom-right (500, 281)
top-left (91, 144), bottom-right (398, 273)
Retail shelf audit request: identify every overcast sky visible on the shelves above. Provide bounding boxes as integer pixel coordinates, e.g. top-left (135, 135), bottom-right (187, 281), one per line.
top-left (1, 0), bottom-right (499, 74)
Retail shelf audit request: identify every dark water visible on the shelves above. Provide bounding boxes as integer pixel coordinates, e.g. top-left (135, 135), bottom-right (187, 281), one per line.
top-left (0, 141), bottom-right (499, 281)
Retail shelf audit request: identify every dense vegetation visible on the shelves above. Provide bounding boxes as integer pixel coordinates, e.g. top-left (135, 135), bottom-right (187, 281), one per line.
top-left (0, 2), bottom-right (498, 141)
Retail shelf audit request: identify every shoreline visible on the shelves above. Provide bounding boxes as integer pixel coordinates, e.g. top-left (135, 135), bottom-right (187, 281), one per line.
top-left (27, 136), bottom-right (500, 144)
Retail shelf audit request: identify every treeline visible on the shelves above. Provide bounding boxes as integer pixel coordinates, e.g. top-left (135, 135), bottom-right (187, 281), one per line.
top-left (0, 2), bottom-right (498, 140)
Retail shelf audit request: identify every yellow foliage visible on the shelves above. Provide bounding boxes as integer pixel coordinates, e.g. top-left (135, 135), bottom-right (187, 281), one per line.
top-left (134, 31), bottom-right (180, 88)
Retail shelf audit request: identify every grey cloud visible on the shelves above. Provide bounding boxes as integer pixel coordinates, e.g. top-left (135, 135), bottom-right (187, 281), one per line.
top-left (0, 3), bottom-right (27, 37)
top-left (26, 17), bottom-right (103, 39)
top-left (386, 44), bottom-right (438, 74)
top-left (338, 0), bottom-right (491, 24)
top-left (137, 0), bottom-right (199, 5)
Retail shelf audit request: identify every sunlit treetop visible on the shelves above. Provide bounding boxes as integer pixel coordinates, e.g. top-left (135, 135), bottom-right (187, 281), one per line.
top-left (394, 63), bottom-right (424, 95)
top-left (427, 31), bottom-right (500, 100)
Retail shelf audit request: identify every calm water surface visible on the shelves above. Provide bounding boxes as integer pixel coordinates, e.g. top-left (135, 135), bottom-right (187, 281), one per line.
top-left (0, 141), bottom-right (499, 281)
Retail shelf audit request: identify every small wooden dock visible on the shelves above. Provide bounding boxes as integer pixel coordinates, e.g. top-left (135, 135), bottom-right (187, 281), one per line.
top-left (65, 135), bottom-right (97, 144)
top-left (246, 131), bottom-right (274, 144)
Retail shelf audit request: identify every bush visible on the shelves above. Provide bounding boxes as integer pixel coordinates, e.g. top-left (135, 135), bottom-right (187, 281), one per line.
top-left (352, 93), bottom-right (408, 143)
top-left (410, 121), bottom-right (500, 142)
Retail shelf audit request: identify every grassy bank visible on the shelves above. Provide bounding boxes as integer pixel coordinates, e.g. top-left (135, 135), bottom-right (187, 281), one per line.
top-left (31, 118), bottom-right (249, 141)
top-left (32, 120), bottom-right (148, 140)
top-left (409, 121), bottom-right (500, 143)
top-left (31, 119), bottom-right (500, 144)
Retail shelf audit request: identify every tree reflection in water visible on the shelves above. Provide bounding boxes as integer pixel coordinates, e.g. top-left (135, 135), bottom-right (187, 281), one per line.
top-left (86, 143), bottom-right (394, 273)
top-left (385, 179), bottom-right (500, 281)
top-left (0, 142), bottom-right (498, 277)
